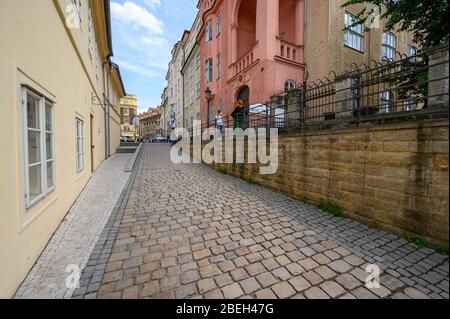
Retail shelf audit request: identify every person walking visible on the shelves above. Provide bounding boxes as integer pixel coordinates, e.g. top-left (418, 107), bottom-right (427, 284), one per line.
top-left (216, 110), bottom-right (223, 136)
top-left (231, 100), bottom-right (245, 130)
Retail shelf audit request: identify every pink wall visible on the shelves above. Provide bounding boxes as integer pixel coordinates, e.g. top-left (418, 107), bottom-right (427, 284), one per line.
top-left (198, 0), bottom-right (305, 125)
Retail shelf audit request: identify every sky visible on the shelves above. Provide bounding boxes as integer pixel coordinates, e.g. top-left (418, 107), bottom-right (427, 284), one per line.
top-left (110, 0), bottom-right (198, 113)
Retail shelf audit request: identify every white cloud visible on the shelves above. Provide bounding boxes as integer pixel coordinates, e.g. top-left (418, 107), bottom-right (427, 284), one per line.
top-left (111, 1), bottom-right (164, 35)
top-left (143, 0), bottom-right (161, 8)
top-left (141, 35), bottom-right (168, 47)
top-left (115, 59), bottom-right (157, 77)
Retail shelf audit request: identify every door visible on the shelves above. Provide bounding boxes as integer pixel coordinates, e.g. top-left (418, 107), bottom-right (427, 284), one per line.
top-left (90, 114), bottom-right (94, 172)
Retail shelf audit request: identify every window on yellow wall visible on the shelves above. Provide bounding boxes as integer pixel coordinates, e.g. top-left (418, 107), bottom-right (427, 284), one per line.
top-left (22, 87), bottom-right (55, 208)
top-left (76, 118), bottom-right (85, 172)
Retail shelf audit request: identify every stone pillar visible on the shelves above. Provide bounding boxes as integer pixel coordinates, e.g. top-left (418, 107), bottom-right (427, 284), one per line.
top-left (295, 0), bottom-right (304, 45)
top-left (428, 45), bottom-right (449, 108)
top-left (257, 0), bottom-right (279, 59)
top-left (231, 25), bottom-right (238, 63)
top-left (335, 75), bottom-right (355, 120)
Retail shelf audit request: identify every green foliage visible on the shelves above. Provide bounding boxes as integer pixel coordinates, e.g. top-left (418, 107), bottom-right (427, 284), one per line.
top-left (317, 199), bottom-right (344, 217)
top-left (246, 179), bottom-right (257, 185)
top-left (408, 236), bottom-right (429, 248)
top-left (342, 0), bottom-right (449, 47)
top-left (218, 168), bottom-right (228, 175)
top-left (436, 246), bottom-right (449, 255)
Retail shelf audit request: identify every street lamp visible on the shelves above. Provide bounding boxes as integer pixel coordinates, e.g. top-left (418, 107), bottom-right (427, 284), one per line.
top-left (205, 87), bottom-right (212, 125)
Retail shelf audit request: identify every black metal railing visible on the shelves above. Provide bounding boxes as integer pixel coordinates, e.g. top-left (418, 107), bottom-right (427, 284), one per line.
top-left (187, 45), bottom-right (448, 137)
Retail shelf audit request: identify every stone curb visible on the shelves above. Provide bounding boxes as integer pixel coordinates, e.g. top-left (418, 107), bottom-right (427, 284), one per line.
top-left (125, 143), bottom-right (143, 172)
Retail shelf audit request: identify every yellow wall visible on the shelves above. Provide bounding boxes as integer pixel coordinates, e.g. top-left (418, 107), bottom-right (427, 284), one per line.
top-left (0, 0), bottom-right (124, 298)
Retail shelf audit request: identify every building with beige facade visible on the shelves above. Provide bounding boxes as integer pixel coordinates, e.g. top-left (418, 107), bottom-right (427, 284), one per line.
top-left (0, 0), bottom-right (126, 298)
top-left (159, 87), bottom-right (169, 137)
top-left (139, 108), bottom-right (162, 140)
top-left (120, 94), bottom-right (139, 141)
top-left (167, 31), bottom-right (190, 135)
top-left (181, 13), bottom-right (202, 131)
top-left (304, 0), bottom-right (418, 82)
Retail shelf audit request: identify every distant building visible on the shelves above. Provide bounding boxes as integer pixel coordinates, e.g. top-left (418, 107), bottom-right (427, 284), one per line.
top-left (120, 95), bottom-right (139, 141)
top-left (139, 108), bottom-right (162, 140)
top-left (167, 32), bottom-right (190, 134)
top-left (181, 13), bottom-right (202, 131)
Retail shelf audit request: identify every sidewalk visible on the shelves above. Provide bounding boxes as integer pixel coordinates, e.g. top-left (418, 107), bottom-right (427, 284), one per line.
top-left (14, 154), bottom-right (132, 299)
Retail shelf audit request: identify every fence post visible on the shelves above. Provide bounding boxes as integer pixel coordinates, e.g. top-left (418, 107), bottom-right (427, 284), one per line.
top-left (335, 74), bottom-right (354, 126)
top-left (265, 102), bottom-right (269, 138)
top-left (428, 45), bottom-right (449, 108)
top-left (301, 81), bottom-right (306, 131)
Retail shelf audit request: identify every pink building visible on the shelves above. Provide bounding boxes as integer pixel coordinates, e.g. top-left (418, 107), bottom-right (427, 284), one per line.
top-left (197, 0), bottom-right (305, 125)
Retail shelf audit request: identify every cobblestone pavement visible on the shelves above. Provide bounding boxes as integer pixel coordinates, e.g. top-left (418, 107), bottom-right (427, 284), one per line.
top-left (75, 144), bottom-right (449, 299)
top-left (15, 154), bottom-right (132, 299)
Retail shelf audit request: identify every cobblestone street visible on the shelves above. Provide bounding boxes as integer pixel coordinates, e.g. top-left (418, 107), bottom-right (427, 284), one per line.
top-left (74, 144), bottom-right (449, 299)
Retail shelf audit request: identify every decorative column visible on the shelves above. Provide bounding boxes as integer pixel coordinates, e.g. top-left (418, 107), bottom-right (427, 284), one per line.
top-left (231, 25), bottom-right (238, 63)
top-left (295, 0), bottom-right (304, 46)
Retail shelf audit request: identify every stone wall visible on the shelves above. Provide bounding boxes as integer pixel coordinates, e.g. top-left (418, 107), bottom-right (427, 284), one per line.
top-left (191, 119), bottom-right (449, 245)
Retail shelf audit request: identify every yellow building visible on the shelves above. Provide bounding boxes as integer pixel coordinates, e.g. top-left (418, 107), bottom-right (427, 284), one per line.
top-left (0, 0), bottom-right (126, 298)
top-left (120, 94), bottom-right (139, 142)
top-left (305, 0), bottom-right (418, 82)
top-left (181, 12), bottom-right (202, 132)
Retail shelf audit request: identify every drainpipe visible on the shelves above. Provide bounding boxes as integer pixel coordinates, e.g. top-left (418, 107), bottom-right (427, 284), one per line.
top-left (107, 61), bottom-right (112, 158)
top-left (102, 60), bottom-right (109, 160)
top-left (102, 55), bottom-right (113, 160)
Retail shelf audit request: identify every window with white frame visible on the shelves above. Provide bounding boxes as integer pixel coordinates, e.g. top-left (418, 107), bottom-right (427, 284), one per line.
top-left (72, 0), bottom-right (82, 24)
top-left (205, 58), bottom-right (213, 83)
top-left (216, 54), bottom-right (221, 80)
top-left (216, 13), bottom-right (221, 36)
top-left (382, 31), bottom-right (397, 60)
top-left (284, 80), bottom-right (296, 92)
top-left (408, 45), bottom-right (417, 58)
top-left (380, 90), bottom-right (393, 113)
top-left (22, 87), bottom-right (55, 208)
top-left (344, 12), bottom-right (364, 52)
top-left (196, 52), bottom-right (201, 69)
top-left (205, 19), bottom-right (213, 43)
top-left (76, 118), bottom-right (84, 172)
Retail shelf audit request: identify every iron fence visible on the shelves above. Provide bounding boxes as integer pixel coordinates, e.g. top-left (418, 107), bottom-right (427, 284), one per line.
top-left (189, 45), bottom-right (448, 137)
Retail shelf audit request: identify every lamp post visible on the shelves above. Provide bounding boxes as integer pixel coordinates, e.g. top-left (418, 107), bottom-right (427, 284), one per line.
top-left (205, 87), bottom-right (212, 126)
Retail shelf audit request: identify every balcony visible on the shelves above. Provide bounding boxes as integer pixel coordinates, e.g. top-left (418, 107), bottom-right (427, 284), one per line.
top-left (231, 42), bottom-right (259, 77)
top-left (276, 37), bottom-right (303, 65)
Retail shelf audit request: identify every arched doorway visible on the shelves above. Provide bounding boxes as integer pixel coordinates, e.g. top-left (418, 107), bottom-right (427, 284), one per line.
top-left (237, 0), bottom-right (257, 58)
top-left (237, 85), bottom-right (250, 109)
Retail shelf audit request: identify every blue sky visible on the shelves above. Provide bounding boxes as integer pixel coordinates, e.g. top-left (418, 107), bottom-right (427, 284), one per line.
top-left (110, 0), bottom-right (198, 112)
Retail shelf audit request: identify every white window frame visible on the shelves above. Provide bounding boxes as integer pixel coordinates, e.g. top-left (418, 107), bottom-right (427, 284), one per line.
top-left (216, 54), bottom-right (221, 80)
top-left (284, 80), bottom-right (296, 92)
top-left (382, 31), bottom-right (397, 61)
top-left (380, 90), bottom-right (393, 113)
top-left (205, 19), bottom-right (213, 43)
top-left (76, 118), bottom-right (85, 172)
top-left (408, 45), bottom-right (417, 57)
top-left (216, 13), bottom-right (221, 36)
top-left (205, 58), bottom-right (213, 83)
top-left (344, 12), bottom-right (364, 52)
top-left (22, 87), bottom-right (55, 209)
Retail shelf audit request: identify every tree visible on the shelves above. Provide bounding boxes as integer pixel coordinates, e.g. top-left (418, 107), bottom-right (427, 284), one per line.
top-left (342, 0), bottom-right (449, 48)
